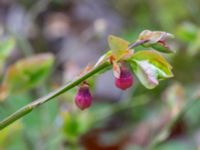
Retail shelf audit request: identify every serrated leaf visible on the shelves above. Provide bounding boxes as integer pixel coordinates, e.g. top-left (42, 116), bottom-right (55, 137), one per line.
top-left (130, 50), bottom-right (173, 89)
top-left (108, 35), bottom-right (129, 60)
top-left (3, 53), bottom-right (54, 93)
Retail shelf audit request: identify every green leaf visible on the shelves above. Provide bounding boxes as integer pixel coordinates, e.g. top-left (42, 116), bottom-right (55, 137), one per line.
top-left (3, 53), bottom-right (54, 93)
top-left (176, 22), bottom-right (198, 42)
top-left (108, 35), bottom-right (129, 59)
top-left (0, 121), bottom-right (22, 148)
top-left (63, 111), bottom-right (91, 142)
top-left (155, 140), bottom-right (195, 150)
top-left (142, 41), bottom-right (175, 53)
top-left (151, 42), bottom-right (174, 53)
top-left (0, 38), bottom-right (15, 73)
top-left (130, 50), bottom-right (173, 89)
top-left (0, 38), bottom-right (15, 60)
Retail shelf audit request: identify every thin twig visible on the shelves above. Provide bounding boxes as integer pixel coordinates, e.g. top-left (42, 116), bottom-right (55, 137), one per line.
top-left (0, 40), bottom-right (143, 130)
top-left (128, 40), bottom-right (148, 49)
top-left (0, 62), bottom-right (110, 130)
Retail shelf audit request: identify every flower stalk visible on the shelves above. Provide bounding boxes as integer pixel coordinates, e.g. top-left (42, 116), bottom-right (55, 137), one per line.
top-left (0, 62), bottom-right (110, 130)
top-left (0, 30), bottom-right (174, 130)
top-left (0, 39), bottom-right (142, 130)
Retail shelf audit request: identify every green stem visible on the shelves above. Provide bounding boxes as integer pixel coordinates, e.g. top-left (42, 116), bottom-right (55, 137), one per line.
top-left (0, 39), bottom-right (143, 130)
top-left (0, 62), bottom-right (110, 130)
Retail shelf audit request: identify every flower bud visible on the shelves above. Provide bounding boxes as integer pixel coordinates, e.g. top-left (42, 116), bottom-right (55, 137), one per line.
top-left (138, 30), bottom-right (174, 53)
top-left (115, 64), bottom-right (133, 90)
top-left (75, 84), bottom-right (92, 110)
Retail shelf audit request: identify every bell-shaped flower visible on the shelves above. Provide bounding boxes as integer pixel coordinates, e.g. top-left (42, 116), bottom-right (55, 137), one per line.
top-left (75, 83), bottom-right (92, 110)
top-left (115, 62), bottom-right (134, 90)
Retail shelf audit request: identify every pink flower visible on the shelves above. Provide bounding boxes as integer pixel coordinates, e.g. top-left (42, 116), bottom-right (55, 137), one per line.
top-left (115, 63), bottom-right (134, 90)
top-left (75, 84), bottom-right (92, 110)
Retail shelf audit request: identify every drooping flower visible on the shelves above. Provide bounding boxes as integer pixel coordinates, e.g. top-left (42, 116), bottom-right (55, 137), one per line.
top-left (106, 35), bottom-right (134, 79)
top-left (101, 35), bottom-right (135, 89)
top-left (75, 83), bottom-right (92, 110)
top-left (115, 63), bottom-right (134, 90)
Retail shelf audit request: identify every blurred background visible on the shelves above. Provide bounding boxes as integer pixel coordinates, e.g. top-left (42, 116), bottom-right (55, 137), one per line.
top-left (0, 0), bottom-right (200, 150)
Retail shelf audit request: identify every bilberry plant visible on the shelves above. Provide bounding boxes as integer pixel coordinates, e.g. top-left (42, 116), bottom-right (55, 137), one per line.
top-left (0, 30), bottom-right (174, 129)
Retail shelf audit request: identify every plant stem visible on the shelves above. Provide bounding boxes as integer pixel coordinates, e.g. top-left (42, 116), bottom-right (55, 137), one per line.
top-left (0, 39), bottom-right (143, 130)
top-left (128, 39), bottom-right (148, 49)
top-left (0, 62), bottom-right (111, 130)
